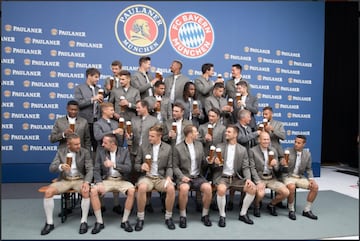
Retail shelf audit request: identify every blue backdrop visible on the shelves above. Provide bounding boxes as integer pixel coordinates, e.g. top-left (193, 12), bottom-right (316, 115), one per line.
top-left (1, 1), bottom-right (325, 182)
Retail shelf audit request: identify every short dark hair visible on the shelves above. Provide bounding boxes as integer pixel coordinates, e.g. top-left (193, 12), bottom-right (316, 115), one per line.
top-left (119, 70), bottom-right (131, 77)
top-left (111, 60), bottom-right (122, 68)
top-left (263, 106), bottom-right (273, 112)
top-left (296, 135), bottom-right (307, 143)
top-left (139, 56), bottom-right (151, 66)
top-left (201, 63), bottom-right (214, 74)
top-left (86, 67), bottom-right (100, 77)
top-left (232, 64), bottom-right (242, 71)
top-left (183, 124), bottom-right (195, 137)
top-left (67, 100), bottom-right (79, 107)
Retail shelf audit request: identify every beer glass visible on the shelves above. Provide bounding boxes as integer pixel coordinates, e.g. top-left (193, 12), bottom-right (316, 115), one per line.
top-left (69, 119), bottom-right (75, 132)
top-left (145, 154), bottom-right (152, 170)
top-left (109, 77), bottom-right (114, 90)
top-left (66, 153), bottom-right (73, 166)
top-left (172, 122), bottom-right (177, 134)
top-left (209, 145), bottom-right (216, 160)
top-left (98, 88), bottom-right (104, 96)
top-left (228, 98), bottom-right (233, 107)
top-left (155, 71), bottom-right (163, 81)
top-left (236, 93), bottom-right (242, 102)
top-left (126, 121), bottom-right (132, 135)
top-left (216, 148), bottom-right (223, 165)
top-left (284, 149), bottom-right (290, 166)
top-left (268, 151), bottom-right (274, 166)
top-left (118, 117), bottom-right (125, 129)
top-left (258, 123), bottom-right (264, 132)
top-left (263, 118), bottom-right (268, 128)
top-left (207, 124), bottom-right (213, 136)
top-left (192, 100), bottom-right (198, 110)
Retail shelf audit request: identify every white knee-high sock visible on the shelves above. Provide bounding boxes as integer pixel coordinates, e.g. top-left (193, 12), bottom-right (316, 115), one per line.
top-left (80, 198), bottom-right (90, 223)
top-left (122, 209), bottom-right (131, 223)
top-left (44, 197), bottom-right (54, 225)
top-left (240, 193), bottom-right (255, 216)
top-left (217, 195), bottom-right (226, 217)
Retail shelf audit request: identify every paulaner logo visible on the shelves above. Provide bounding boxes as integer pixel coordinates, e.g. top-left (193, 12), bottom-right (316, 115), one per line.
top-left (115, 4), bottom-right (166, 56)
top-left (169, 12), bottom-right (214, 59)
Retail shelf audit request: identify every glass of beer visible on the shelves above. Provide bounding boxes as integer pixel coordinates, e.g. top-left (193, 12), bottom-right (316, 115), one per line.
top-left (263, 118), bottom-right (268, 128)
top-left (120, 96), bottom-right (126, 112)
top-left (209, 145), bottom-right (216, 160)
top-left (118, 117), bottom-right (125, 129)
top-left (192, 100), bottom-right (198, 111)
top-left (228, 98), bottom-right (233, 107)
top-left (207, 124), bottom-right (213, 136)
top-left (155, 96), bottom-right (162, 113)
top-left (236, 93), bottom-right (242, 102)
top-left (155, 71), bottom-right (163, 81)
top-left (98, 88), bottom-right (104, 96)
top-left (109, 77), bottom-right (114, 90)
top-left (284, 149), bottom-right (290, 166)
top-left (66, 153), bottom-right (73, 166)
top-left (172, 122), bottom-right (177, 134)
top-left (268, 150), bottom-right (274, 166)
top-left (69, 119), bottom-right (75, 132)
top-left (216, 148), bottom-right (223, 165)
top-left (258, 123), bottom-right (264, 132)
top-left (145, 154), bottom-right (152, 170)
top-left (126, 121), bottom-right (132, 135)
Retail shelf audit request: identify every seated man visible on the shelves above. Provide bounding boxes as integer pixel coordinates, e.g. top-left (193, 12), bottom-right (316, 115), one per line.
top-left (280, 135), bottom-right (319, 220)
top-left (40, 133), bottom-right (93, 235)
top-left (249, 131), bottom-right (289, 218)
top-left (173, 124), bottom-right (213, 228)
top-left (134, 124), bottom-right (176, 231)
top-left (209, 125), bottom-right (257, 227)
top-left (90, 134), bottom-right (135, 234)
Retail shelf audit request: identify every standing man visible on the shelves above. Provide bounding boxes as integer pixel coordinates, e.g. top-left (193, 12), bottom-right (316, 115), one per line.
top-left (134, 124), bottom-right (176, 231)
top-left (173, 124), bottom-right (213, 228)
top-left (103, 60), bottom-right (122, 98)
top-left (162, 102), bottom-right (192, 147)
top-left (209, 125), bottom-right (257, 226)
top-left (40, 134), bottom-right (93, 235)
top-left (163, 59), bottom-right (190, 105)
top-left (74, 67), bottom-right (103, 154)
top-left (262, 106), bottom-right (286, 159)
top-left (145, 80), bottom-right (172, 123)
top-left (131, 56), bottom-right (161, 99)
top-left (281, 135), bottom-right (319, 220)
top-left (224, 64), bottom-right (250, 99)
top-left (50, 100), bottom-right (91, 152)
top-left (108, 70), bottom-right (140, 122)
top-left (90, 134), bottom-right (136, 234)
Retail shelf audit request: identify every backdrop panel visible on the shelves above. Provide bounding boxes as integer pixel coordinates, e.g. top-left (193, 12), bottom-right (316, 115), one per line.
top-left (1, 1), bottom-right (325, 182)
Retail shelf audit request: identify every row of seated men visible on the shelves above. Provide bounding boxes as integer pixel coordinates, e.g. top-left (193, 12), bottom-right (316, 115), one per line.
top-left (43, 101), bottom-right (319, 235)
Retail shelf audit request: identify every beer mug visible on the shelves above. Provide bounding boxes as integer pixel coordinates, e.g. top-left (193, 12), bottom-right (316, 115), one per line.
top-left (126, 121), bottom-right (132, 135)
top-left (192, 100), bottom-right (198, 110)
top-left (284, 149), bottom-right (290, 166)
top-left (227, 98), bottom-right (233, 107)
top-left (263, 118), bottom-right (268, 128)
top-left (155, 96), bottom-right (162, 113)
top-left (216, 148), bottom-right (223, 165)
top-left (66, 153), bottom-right (73, 166)
top-left (172, 122), bottom-right (177, 134)
top-left (258, 123), bottom-right (264, 132)
top-left (120, 96), bottom-right (126, 112)
top-left (207, 124), bottom-right (213, 136)
top-left (145, 154), bottom-right (152, 169)
top-left (209, 145), bottom-right (216, 160)
top-left (236, 93), bottom-right (242, 102)
top-left (155, 71), bottom-right (163, 81)
top-left (217, 74), bottom-right (223, 82)
top-left (268, 150), bottom-right (274, 166)
top-left (98, 88), bottom-right (104, 96)
top-left (118, 117), bottom-right (125, 129)
top-left (69, 119), bottom-right (75, 132)
top-left (109, 77), bottom-right (114, 90)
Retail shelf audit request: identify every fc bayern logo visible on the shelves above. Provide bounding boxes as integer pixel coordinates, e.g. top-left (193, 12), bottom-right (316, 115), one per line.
top-left (115, 4), bottom-right (167, 56)
top-left (169, 12), bottom-right (214, 59)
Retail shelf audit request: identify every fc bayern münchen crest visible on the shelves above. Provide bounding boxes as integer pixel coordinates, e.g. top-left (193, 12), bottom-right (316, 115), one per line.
top-left (115, 4), bottom-right (167, 56)
top-left (169, 12), bottom-right (215, 59)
